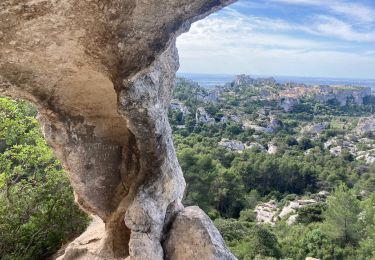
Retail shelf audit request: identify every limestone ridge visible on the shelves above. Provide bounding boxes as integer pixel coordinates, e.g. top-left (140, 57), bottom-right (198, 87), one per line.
top-left (0, 0), bottom-right (237, 259)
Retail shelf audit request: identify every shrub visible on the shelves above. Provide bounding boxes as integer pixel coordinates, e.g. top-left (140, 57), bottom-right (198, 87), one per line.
top-left (0, 97), bottom-right (89, 259)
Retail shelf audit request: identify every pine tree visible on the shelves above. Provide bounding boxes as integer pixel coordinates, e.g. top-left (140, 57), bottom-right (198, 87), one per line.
top-left (322, 184), bottom-right (363, 246)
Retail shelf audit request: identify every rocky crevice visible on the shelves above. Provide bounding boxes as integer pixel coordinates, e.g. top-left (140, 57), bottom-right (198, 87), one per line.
top-left (0, 0), bottom-right (237, 259)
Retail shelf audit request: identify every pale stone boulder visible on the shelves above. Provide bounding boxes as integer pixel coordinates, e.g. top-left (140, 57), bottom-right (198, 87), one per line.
top-left (56, 216), bottom-right (106, 260)
top-left (254, 200), bottom-right (278, 225)
top-left (164, 206), bottom-right (237, 260)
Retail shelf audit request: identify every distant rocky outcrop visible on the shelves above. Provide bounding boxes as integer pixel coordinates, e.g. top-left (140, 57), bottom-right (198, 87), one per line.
top-left (232, 74), bottom-right (255, 87)
top-left (355, 116), bottom-right (375, 136)
top-left (232, 74), bottom-right (277, 87)
top-left (197, 91), bottom-right (219, 103)
top-left (269, 117), bottom-right (283, 130)
top-left (326, 138), bottom-right (357, 157)
top-left (278, 85), bottom-right (372, 108)
top-left (255, 77), bottom-right (277, 86)
top-left (170, 101), bottom-right (191, 116)
top-left (243, 124), bottom-right (274, 134)
top-left (254, 194), bottom-right (328, 226)
top-left (314, 86), bottom-right (372, 106)
top-left (278, 199), bottom-right (317, 225)
top-left (220, 114), bottom-right (242, 123)
top-left (219, 139), bottom-right (269, 153)
top-left (356, 150), bottom-right (375, 164)
top-left (324, 133), bottom-right (375, 164)
top-left (301, 122), bottom-right (329, 136)
top-left (248, 142), bottom-right (266, 151)
top-left (279, 97), bottom-right (300, 112)
top-left (254, 200), bottom-right (279, 225)
top-left (267, 142), bottom-right (278, 154)
top-left (219, 139), bottom-right (246, 151)
top-left (243, 117), bottom-right (282, 134)
top-left (196, 107), bottom-right (215, 124)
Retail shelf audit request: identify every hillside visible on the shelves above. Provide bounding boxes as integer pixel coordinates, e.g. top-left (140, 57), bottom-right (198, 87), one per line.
top-left (169, 76), bottom-right (375, 259)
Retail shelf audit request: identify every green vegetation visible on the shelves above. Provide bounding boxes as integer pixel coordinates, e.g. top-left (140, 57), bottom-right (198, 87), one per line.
top-left (0, 76), bottom-right (374, 259)
top-left (215, 219), bottom-right (281, 259)
top-left (0, 98), bottom-right (88, 260)
top-left (169, 79), bottom-right (375, 259)
top-left (322, 184), bottom-right (363, 246)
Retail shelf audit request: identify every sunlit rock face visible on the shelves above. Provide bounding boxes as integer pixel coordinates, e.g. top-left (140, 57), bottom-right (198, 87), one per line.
top-left (0, 0), bottom-right (236, 259)
top-left (164, 206), bottom-right (236, 260)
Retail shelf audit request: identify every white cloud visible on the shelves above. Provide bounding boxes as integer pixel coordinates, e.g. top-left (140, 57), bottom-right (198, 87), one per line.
top-left (183, 16), bottom-right (310, 47)
top-left (270, 0), bottom-right (375, 23)
top-left (177, 7), bottom-right (375, 78)
top-left (309, 15), bottom-right (375, 42)
top-left (176, 1), bottom-right (375, 78)
top-left (206, 7), bottom-right (375, 43)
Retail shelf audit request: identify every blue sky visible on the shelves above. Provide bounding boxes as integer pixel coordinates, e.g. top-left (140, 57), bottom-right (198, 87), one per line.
top-left (177, 0), bottom-right (375, 78)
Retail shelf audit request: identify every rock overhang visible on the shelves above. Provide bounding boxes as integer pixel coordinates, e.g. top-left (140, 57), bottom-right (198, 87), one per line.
top-left (0, 0), bottom-right (237, 259)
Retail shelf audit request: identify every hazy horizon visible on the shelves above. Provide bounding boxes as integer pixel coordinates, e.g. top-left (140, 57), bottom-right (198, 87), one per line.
top-left (177, 71), bottom-right (375, 80)
top-left (177, 72), bottom-right (375, 88)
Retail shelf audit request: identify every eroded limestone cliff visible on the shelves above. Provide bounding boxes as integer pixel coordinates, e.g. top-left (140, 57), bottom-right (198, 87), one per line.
top-left (0, 0), bottom-right (236, 259)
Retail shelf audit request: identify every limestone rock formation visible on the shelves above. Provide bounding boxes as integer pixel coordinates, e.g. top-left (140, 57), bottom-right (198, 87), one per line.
top-left (255, 198), bottom-right (321, 226)
top-left (355, 116), bottom-right (375, 135)
top-left (55, 216), bottom-right (105, 260)
top-left (301, 122), bottom-right (329, 136)
top-left (267, 142), bottom-right (278, 154)
top-left (164, 206), bottom-right (236, 260)
top-left (254, 200), bottom-right (278, 225)
top-left (0, 0), bottom-right (236, 259)
top-left (279, 97), bottom-right (300, 112)
top-left (232, 74), bottom-right (255, 87)
top-left (196, 106), bottom-right (216, 124)
top-left (219, 139), bottom-right (246, 151)
top-left (231, 74), bottom-right (277, 87)
top-left (278, 199), bottom-right (316, 219)
top-left (314, 86), bottom-right (371, 106)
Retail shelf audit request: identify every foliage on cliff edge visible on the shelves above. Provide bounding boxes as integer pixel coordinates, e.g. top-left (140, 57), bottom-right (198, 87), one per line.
top-left (0, 97), bottom-right (89, 260)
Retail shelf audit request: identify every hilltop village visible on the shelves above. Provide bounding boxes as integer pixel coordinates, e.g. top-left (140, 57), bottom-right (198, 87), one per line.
top-left (170, 75), bottom-right (375, 165)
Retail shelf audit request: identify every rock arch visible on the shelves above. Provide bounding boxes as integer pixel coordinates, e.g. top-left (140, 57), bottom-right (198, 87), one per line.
top-left (0, 0), bottom-right (236, 259)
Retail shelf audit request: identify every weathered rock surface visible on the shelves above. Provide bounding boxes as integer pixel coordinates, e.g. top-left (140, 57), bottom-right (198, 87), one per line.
top-left (255, 197), bottom-right (323, 226)
top-left (301, 122), bottom-right (329, 136)
top-left (163, 206), bottom-right (236, 260)
top-left (324, 135), bottom-right (375, 164)
top-left (278, 199), bottom-right (316, 219)
top-left (232, 74), bottom-right (255, 87)
top-left (254, 200), bottom-right (278, 225)
top-left (219, 139), bottom-right (246, 151)
top-left (355, 116), bottom-right (375, 135)
top-left (314, 86), bottom-right (371, 106)
top-left (231, 74), bottom-right (276, 87)
top-left (196, 106), bottom-right (216, 124)
top-left (56, 216), bottom-right (106, 260)
top-left (0, 0), bottom-right (236, 259)
top-left (170, 100), bottom-right (191, 116)
top-left (279, 96), bottom-right (300, 112)
top-left (267, 142), bottom-right (278, 154)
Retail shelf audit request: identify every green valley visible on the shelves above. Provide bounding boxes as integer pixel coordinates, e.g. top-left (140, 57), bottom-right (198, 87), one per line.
top-left (169, 76), bottom-right (375, 260)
